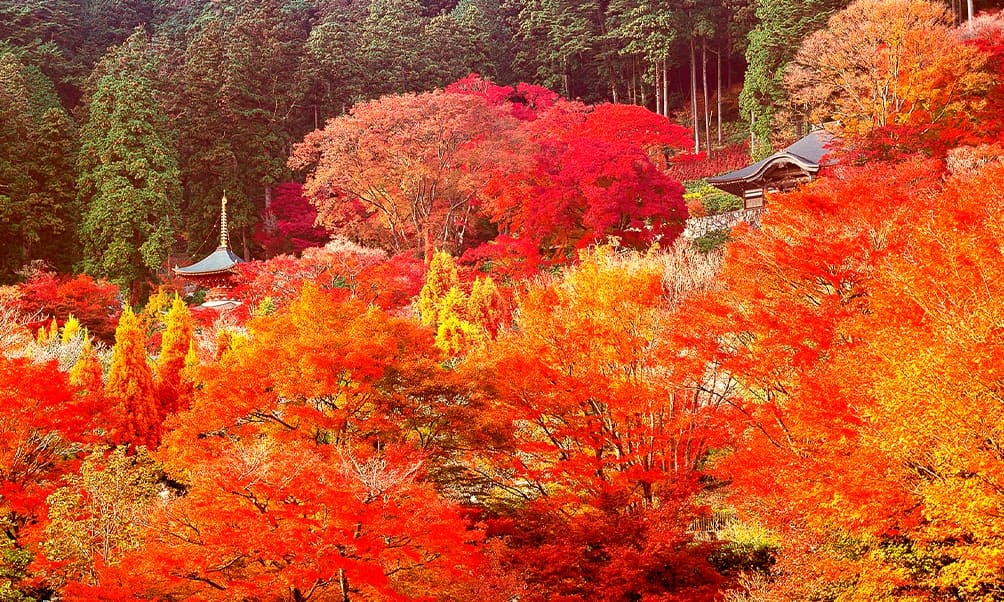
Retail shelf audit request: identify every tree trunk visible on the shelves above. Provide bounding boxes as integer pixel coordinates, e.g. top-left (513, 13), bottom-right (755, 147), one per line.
top-left (662, 59), bottom-right (668, 118)
top-left (339, 568), bottom-right (350, 602)
top-left (726, 30), bottom-right (732, 90)
top-left (632, 59), bottom-right (638, 105)
top-left (717, 47), bottom-right (722, 145)
top-left (690, 38), bottom-right (699, 153)
top-left (654, 61), bottom-right (662, 115)
top-left (702, 38), bottom-right (710, 153)
top-left (638, 58), bottom-right (647, 107)
top-left (562, 56), bottom-right (570, 98)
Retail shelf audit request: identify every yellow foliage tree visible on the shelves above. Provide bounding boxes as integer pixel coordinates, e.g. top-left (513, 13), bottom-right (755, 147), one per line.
top-left (466, 275), bottom-right (505, 339)
top-left (435, 286), bottom-right (476, 355)
top-left (418, 250), bottom-right (459, 328)
top-left (139, 288), bottom-right (171, 336)
top-left (60, 315), bottom-right (81, 344)
top-left (44, 447), bottom-right (161, 584)
top-left (36, 318), bottom-right (58, 345)
top-left (69, 338), bottom-right (104, 393)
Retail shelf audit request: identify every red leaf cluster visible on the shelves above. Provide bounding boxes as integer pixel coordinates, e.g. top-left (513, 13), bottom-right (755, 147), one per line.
top-left (17, 272), bottom-right (121, 341)
top-left (253, 182), bottom-right (330, 258)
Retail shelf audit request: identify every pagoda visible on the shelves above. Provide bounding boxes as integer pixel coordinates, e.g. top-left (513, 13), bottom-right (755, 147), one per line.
top-left (173, 192), bottom-right (245, 310)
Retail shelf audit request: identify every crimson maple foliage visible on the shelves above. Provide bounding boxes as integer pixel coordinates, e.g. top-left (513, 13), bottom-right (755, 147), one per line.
top-left (446, 73), bottom-right (559, 121)
top-left (254, 182), bottom-right (329, 258)
top-left (664, 143), bottom-right (751, 183)
top-left (575, 102), bottom-right (693, 157)
top-left (473, 98), bottom-right (690, 270)
top-left (484, 135), bottom-right (686, 256)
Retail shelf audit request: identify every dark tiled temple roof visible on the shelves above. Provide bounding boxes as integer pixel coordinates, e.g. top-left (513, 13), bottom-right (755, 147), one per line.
top-left (173, 246), bottom-right (244, 276)
top-left (708, 129), bottom-right (835, 195)
top-left (173, 192), bottom-right (244, 276)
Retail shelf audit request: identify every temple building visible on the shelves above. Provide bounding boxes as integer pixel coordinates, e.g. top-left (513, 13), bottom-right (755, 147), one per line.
top-left (173, 193), bottom-right (244, 311)
top-left (708, 129), bottom-right (835, 209)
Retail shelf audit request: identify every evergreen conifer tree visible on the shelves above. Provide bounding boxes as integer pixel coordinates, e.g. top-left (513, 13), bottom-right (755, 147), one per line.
top-left (77, 38), bottom-right (180, 301)
top-left (156, 295), bottom-right (194, 417)
top-left (105, 306), bottom-right (159, 449)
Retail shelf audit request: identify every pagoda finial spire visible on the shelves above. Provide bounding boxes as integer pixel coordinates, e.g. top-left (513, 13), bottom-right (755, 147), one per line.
top-left (220, 191), bottom-right (229, 249)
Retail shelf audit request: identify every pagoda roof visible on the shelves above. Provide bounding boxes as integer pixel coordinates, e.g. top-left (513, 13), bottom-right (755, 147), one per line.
top-left (708, 129), bottom-right (835, 196)
top-left (174, 191), bottom-right (245, 277)
top-left (173, 246), bottom-right (244, 276)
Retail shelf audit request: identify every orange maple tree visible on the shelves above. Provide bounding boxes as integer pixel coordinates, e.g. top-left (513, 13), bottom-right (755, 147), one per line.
top-left (155, 295), bottom-right (194, 417)
top-left (693, 153), bottom-right (1004, 598)
top-left (105, 306), bottom-right (160, 450)
top-left (289, 90), bottom-right (515, 259)
top-left (785, 0), bottom-right (994, 157)
top-left (460, 245), bottom-right (726, 601)
top-left (0, 356), bottom-right (104, 598)
top-left (79, 285), bottom-right (485, 600)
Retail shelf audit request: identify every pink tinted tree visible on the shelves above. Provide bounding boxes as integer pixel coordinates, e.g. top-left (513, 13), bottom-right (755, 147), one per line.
top-left (289, 90), bottom-right (518, 260)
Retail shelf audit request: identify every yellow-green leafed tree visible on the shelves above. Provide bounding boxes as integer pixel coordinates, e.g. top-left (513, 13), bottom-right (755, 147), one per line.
top-left (418, 250), bottom-right (459, 327)
top-left (435, 286), bottom-right (476, 355)
top-left (784, 0), bottom-right (991, 134)
top-left (466, 275), bottom-right (505, 339)
top-left (105, 307), bottom-right (159, 449)
top-left (60, 315), bottom-right (82, 344)
top-left (139, 288), bottom-right (171, 337)
top-left (43, 447), bottom-right (161, 586)
top-left (70, 338), bottom-right (103, 394)
top-left (36, 318), bottom-right (58, 345)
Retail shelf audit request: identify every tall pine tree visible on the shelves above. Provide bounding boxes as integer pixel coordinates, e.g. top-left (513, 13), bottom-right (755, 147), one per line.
top-left (359, 0), bottom-right (432, 96)
top-left (173, 0), bottom-right (313, 259)
top-left (739, 0), bottom-right (848, 155)
top-left (77, 38), bottom-right (180, 301)
top-left (0, 50), bottom-right (79, 279)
